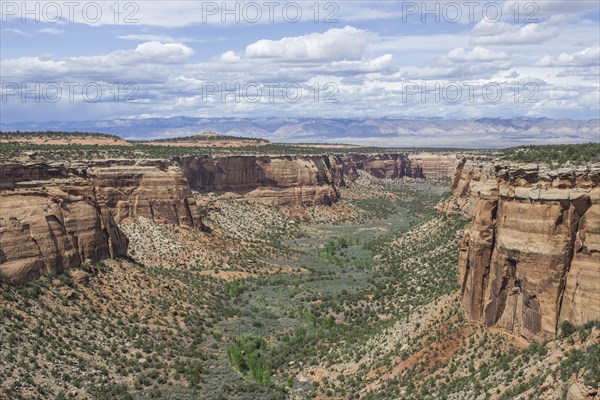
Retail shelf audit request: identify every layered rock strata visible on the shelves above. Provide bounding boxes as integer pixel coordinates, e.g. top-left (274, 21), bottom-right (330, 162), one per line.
top-left (1, 153), bottom-right (454, 283)
top-left (178, 155), bottom-right (349, 206)
top-left (339, 154), bottom-right (420, 179)
top-left (0, 160), bottom-right (200, 283)
top-left (444, 159), bottom-right (600, 342)
top-left (409, 153), bottom-right (458, 181)
top-left (88, 161), bottom-right (202, 227)
top-left (0, 180), bottom-right (128, 283)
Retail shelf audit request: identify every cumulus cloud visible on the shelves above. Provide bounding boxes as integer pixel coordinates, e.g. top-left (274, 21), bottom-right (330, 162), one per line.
top-left (2, 2), bottom-right (598, 123)
top-left (2, 42), bottom-right (195, 81)
top-left (537, 47), bottom-right (600, 67)
top-left (326, 54), bottom-right (395, 73)
top-left (275, 54), bottom-right (396, 76)
top-left (471, 20), bottom-right (558, 45)
top-left (120, 41), bottom-right (195, 64)
top-left (245, 26), bottom-right (370, 61)
top-left (446, 47), bottom-right (508, 63)
top-left (220, 51), bottom-right (240, 62)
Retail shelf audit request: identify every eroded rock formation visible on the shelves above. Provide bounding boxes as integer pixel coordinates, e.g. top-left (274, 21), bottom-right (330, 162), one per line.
top-left (408, 153), bottom-right (458, 182)
top-left (444, 159), bottom-right (600, 342)
top-left (0, 160), bottom-right (200, 283)
top-left (178, 155), bottom-right (348, 206)
top-left (0, 183), bottom-right (128, 283)
top-left (339, 154), bottom-right (420, 179)
top-left (1, 152), bottom-right (454, 283)
top-left (89, 161), bottom-right (202, 228)
top-left (178, 153), bottom-right (454, 205)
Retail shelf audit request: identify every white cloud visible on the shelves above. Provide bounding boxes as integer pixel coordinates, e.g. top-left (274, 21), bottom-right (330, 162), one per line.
top-left (117, 34), bottom-right (214, 43)
top-left (2, 42), bottom-right (195, 81)
top-left (526, 0), bottom-right (600, 16)
top-left (537, 47), bottom-right (600, 67)
top-left (471, 20), bottom-right (558, 45)
top-left (37, 28), bottom-right (63, 35)
top-left (220, 50), bottom-right (240, 62)
top-left (327, 54), bottom-right (395, 73)
top-left (274, 54), bottom-right (396, 76)
top-left (446, 47), bottom-right (508, 63)
top-left (2, 2), bottom-right (598, 123)
top-left (4, 28), bottom-right (29, 36)
top-left (124, 42), bottom-right (195, 64)
top-left (4, 27), bottom-right (63, 37)
top-left (1, 1), bottom-right (390, 27)
top-left (245, 26), bottom-right (370, 61)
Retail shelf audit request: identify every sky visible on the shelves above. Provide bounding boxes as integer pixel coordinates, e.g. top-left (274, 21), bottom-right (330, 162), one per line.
top-left (1, 0), bottom-right (599, 123)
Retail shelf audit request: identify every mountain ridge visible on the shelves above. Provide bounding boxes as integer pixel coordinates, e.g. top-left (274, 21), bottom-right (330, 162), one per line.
top-left (2, 117), bottom-right (598, 148)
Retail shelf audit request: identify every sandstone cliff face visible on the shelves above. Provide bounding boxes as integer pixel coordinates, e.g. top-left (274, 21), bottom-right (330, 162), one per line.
top-left (89, 161), bottom-right (202, 228)
top-left (447, 159), bottom-right (600, 342)
top-left (341, 153), bottom-right (456, 181)
top-left (0, 160), bottom-right (202, 283)
top-left (408, 153), bottom-right (457, 181)
top-left (340, 154), bottom-right (419, 179)
top-left (178, 153), bottom-right (446, 206)
top-left (178, 155), bottom-right (349, 206)
top-left (1, 152), bottom-right (450, 284)
top-left (0, 184), bottom-right (128, 284)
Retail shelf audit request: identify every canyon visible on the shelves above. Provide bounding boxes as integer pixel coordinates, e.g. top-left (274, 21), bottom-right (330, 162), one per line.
top-left (0, 153), bottom-right (451, 284)
top-left (440, 158), bottom-right (600, 342)
top-left (2, 150), bottom-right (598, 344)
top-left (1, 145), bottom-right (598, 400)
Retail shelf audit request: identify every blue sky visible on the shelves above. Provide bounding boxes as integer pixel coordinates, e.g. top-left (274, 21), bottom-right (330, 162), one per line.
top-left (1, 1), bottom-right (599, 123)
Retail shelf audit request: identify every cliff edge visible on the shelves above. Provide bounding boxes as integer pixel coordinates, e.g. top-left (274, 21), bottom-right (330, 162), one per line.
top-left (440, 159), bottom-right (600, 342)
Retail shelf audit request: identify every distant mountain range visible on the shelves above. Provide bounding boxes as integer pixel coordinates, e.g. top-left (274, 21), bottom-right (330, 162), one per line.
top-left (1, 117), bottom-right (598, 148)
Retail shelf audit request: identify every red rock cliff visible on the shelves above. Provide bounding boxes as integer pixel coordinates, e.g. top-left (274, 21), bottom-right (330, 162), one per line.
top-left (444, 159), bottom-right (600, 342)
top-left (1, 153), bottom-right (453, 284)
top-left (178, 155), bottom-right (353, 206)
top-left (0, 160), bottom-right (201, 283)
top-left (0, 163), bottom-right (128, 283)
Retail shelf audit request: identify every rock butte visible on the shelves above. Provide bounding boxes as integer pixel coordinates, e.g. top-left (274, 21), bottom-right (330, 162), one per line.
top-left (439, 159), bottom-right (600, 342)
top-left (0, 153), bottom-right (453, 284)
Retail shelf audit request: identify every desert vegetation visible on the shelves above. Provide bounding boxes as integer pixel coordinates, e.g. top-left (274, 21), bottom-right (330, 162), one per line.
top-left (501, 143), bottom-right (600, 166)
top-left (0, 130), bottom-right (472, 161)
top-left (0, 146), bottom-right (598, 399)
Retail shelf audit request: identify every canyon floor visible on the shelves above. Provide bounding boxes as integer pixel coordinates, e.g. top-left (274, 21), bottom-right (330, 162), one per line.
top-left (1, 171), bottom-right (598, 400)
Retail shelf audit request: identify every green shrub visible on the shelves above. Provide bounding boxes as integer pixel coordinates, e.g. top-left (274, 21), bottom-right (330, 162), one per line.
top-left (228, 335), bottom-right (272, 385)
top-left (561, 321), bottom-right (576, 338)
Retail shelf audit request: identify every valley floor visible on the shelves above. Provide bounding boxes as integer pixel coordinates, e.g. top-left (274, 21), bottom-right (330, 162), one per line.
top-left (0, 174), bottom-right (598, 400)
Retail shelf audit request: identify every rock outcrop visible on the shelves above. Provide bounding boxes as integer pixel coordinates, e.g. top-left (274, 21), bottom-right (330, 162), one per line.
top-left (444, 159), bottom-right (600, 342)
top-left (0, 160), bottom-right (201, 283)
top-left (89, 161), bottom-right (202, 228)
top-left (1, 152), bottom-right (453, 284)
top-left (178, 153), bottom-right (453, 205)
top-left (0, 184), bottom-right (128, 283)
top-left (408, 153), bottom-right (458, 181)
top-left (179, 155), bottom-right (356, 206)
top-left (340, 154), bottom-right (420, 179)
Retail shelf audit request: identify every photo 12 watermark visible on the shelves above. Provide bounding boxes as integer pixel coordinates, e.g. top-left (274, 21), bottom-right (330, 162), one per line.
top-left (201, 81), bottom-right (339, 104)
top-left (1, 82), bottom-right (139, 103)
top-left (193, 1), bottom-right (341, 23)
top-left (1, 1), bottom-right (140, 23)
top-left (0, 1), bottom-right (342, 24)
top-left (401, 81), bottom-right (539, 104)
top-left (400, 1), bottom-right (539, 23)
